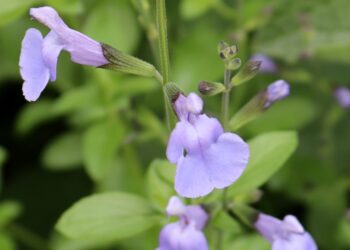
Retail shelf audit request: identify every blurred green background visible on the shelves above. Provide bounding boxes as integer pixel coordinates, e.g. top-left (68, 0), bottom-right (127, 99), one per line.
top-left (0, 0), bottom-right (350, 249)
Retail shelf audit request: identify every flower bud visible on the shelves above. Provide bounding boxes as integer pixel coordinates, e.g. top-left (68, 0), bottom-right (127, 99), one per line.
top-left (218, 41), bottom-right (238, 61)
top-left (165, 82), bottom-right (182, 103)
top-left (264, 80), bottom-right (290, 108)
top-left (198, 81), bottom-right (226, 96)
top-left (101, 43), bottom-right (157, 77)
top-left (231, 60), bottom-right (261, 86)
top-left (227, 58), bottom-right (242, 71)
top-left (229, 80), bottom-right (290, 130)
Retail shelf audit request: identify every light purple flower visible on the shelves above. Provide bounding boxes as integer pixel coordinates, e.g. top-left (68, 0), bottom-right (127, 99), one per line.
top-left (334, 87), bottom-right (350, 108)
top-left (166, 93), bottom-right (249, 198)
top-left (250, 54), bottom-right (277, 73)
top-left (264, 80), bottom-right (290, 108)
top-left (255, 213), bottom-right (318, 250)
top-left (157, 196), bottom-right (209, 250)
top-left (19, 6), bottom-right (108, 101)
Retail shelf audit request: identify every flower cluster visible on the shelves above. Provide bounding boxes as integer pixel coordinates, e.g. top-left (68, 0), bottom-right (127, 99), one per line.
top-left (166, 93), bottom-right (250, 198)
top-left (157, 196), bottom-right (209, 250)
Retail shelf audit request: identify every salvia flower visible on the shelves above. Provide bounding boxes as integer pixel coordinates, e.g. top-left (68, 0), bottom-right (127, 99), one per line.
top-left (255, 213), bottom-right (317, 250)
top-left (250, 54), bottom-right (277, 73)
top-left (264, 80), bottom-right (290, 108)
top-left (157, 196), bottom-right (209, 250)
top-left (334, 87), bottom-right (350, 108)
top-left (166, 93), bottom-right (249, 198)
top-left (19, 6), bottom-right (109, 101)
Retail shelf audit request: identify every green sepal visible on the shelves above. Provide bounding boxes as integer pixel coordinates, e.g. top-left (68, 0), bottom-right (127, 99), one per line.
top-left (101, 43), bottom-right (157, 78)
top-left (229, 92), bottom-right (266, 130)
top-left (198, 81), bottom-right (226, 96)
top-left (228, 203), bottom-right (259, 228)
top-left (231, 60), bottom-right (261, 86)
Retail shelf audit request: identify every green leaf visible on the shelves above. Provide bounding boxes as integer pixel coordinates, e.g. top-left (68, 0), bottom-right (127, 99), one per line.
top-left (0, 0), bottom-right (38, 27)
top-left (83, 0), bottom-right (140, 54)
top-left (0, 233), bottom-right (15, 250)
top-left (242, 97), bottom-right (319, 135)
top-left (82, 120), bottom-right (124, 181)
top-left (42, 132), bottom-right (83, 171)
top-left (46, 0), bottom-right (83, 14)
top-left (180, 0), bottom-right (218, 19)
top-left (254, 0), bottom-right (350, 63)
top-left (56, 192), bottom-right (160, 242)
top-left (53, 84), bottom-right (101, 116)
top-left (225, 234), bottom-right (270, 250)
top-left (0, 201), bottom-right (22, 228)
top-left (228, 131), bottom-right (298, 196)
top-left (146, 159), bottom-right (176, 209)
top-left (15, 100), bottom-right (55, 135)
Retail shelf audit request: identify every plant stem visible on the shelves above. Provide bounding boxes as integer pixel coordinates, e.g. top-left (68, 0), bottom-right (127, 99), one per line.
top-left (221, 68), bottom-right (232, 130)
top-left (156, 0), bottom-right (173, 131)
top-left (7, 223), bottom-right (49, 250)
top-left (156, 0), bottom-right (170, 84)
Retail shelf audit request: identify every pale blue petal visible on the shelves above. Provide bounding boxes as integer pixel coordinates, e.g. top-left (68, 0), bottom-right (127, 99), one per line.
top-left (42, 31), bottom-right (64, 81)
top-left (185, 205), bottom-right (208, 230)
top-left (205, 133), bottom-right (249, 188)
top-left (192, 114), bottom-right (223, 149)
top-left (30, 6), bottom-right (108, 67)
top-left (158, 222), bottom-right (208, 250)
top-left (20, 28), bottom-right (50, 102)
top-left (255, 213), bottom-right (283, 243)
top-left (175, 154), bottom-right (213, 198)
top-left (166, 122), bottom-right (186, 164)
top-left (272, 233), bottom-right (317, 250)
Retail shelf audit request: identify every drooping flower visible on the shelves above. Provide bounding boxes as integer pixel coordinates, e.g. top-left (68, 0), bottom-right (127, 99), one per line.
top-left (19, 6), bottom-right (109, 101)
top-left (250, 54), bottom-right (277, 73)
top-left (166, 93), bottom-right (250, 198)
top-left (157, 196), bottom-right (209, 250)
top-left (264, 80), bottom-right (290, 108)
top-left (334, 87), bottom-right (350, 108)
top-left (255, 213), bottom-right (318, 250)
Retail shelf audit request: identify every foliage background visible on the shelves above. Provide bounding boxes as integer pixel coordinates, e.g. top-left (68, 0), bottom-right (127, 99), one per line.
top-left (0, 0), bottom-right (349, 249)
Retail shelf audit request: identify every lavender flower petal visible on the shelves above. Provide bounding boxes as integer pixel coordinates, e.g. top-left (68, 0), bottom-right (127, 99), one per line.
top-left (205, 133), bottom-right (249, 188)
top-left (20, 28), bottom-right (50, 102)
top-left (30, 6), bottom-right (108, 66)
top-left (175, 154), bottom-right (214, 198)
top-left (265, 80), bottom-right (290, 108)
top-left (334, 87), bottom-right (350, 108)
top-left (185, 205), bottom-right (208, 230)
top-left (158, 222), bottom-right (208, 250)
top-left (42, 31), bottom-right (64, 81)
top-left (251, 54), bottom-right (277, 73)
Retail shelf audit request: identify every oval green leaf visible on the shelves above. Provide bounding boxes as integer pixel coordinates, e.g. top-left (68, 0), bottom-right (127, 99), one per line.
top-left (56, 192), bottom-right (160, 242)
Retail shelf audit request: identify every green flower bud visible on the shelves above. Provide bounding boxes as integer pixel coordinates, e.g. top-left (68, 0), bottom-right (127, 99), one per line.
top-left (165, 82), bottom-right (182, 103)
top-left (218, 41), bottom-right (238, 61)
top-left (101, 43), bottom-right (158, 78)
top-left (198, 81), bottom-right (226, 96)
top-left (227, 58), bottom-right (242, 71)
top-left (231, 60), bottom-right (261, 86)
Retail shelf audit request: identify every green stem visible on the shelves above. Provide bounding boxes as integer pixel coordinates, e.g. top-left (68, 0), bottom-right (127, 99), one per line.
top-left (156, 0), bottom-right (172, 130)
top-left (221, 68), bottom-right (232, 130)
top-left (7, 223), bottom-right (49, 250)
top-left (156, 0), bottom-right (170, 84)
